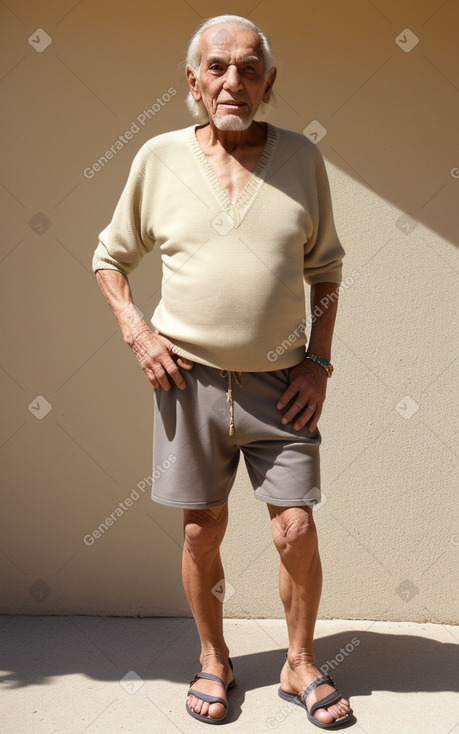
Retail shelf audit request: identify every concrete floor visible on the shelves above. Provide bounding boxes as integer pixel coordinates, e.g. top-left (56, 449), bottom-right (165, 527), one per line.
top-left (1, 616), bottom-right (458, 734)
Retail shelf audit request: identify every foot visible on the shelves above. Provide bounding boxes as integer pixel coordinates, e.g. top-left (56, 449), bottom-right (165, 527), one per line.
top-left (280, 657), bottom-right (352, 726)
top-left (187, 657), bottom-right (234, 722)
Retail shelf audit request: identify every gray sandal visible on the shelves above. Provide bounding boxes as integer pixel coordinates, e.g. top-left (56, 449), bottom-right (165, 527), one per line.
top-left (278, 674), bottom-right (354, 729)
top-left (186, 659), bottom-right (236, 725)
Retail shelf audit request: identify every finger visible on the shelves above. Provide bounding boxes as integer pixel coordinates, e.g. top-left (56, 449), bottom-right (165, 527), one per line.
top-left (177, 357), bottom-right (194, 370)
top-left (280, 398), bottom-right (308, 425)
top-left (144, 368), bottom-right (160, 390)
top-left (293, 402), bottom-right (316, 430)
top-left (152, 365), bottom-right (172, 391)
top-left (298, 404), bottom-right (323, 432)
top-left (307, 406), bottom-right (322, 432)
top-left (277, 382), bottom-right (302, 410)
top-left (292, 412), bottom-right (312, 431)
top-left (160, 356), bottom-right (187, 390)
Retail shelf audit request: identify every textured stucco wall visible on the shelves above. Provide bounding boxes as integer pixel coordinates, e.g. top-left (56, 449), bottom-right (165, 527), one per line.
top-left (1, 0), bottom-right (457, 623)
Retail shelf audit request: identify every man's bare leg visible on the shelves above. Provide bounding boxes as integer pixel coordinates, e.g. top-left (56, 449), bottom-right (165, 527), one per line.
top-left (183, 503), bottom-right (234, 721)
top-left (268, 504), bottom-right (352, 726)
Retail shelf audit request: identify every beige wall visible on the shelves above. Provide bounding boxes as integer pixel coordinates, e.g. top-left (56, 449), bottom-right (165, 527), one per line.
top-left (1, 0), bottom-right (457, 623)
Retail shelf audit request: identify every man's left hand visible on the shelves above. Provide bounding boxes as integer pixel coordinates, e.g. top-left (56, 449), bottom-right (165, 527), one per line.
top-left (277, 359), bottom-right (328, 432)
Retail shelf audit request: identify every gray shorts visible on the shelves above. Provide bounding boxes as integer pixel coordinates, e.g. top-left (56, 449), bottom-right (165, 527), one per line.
top-left (151, 361), bottom-right (322, 509)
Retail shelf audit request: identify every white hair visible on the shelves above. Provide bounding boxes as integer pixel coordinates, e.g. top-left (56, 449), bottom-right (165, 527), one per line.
top-left (185, 14), bottom-right (276, 123)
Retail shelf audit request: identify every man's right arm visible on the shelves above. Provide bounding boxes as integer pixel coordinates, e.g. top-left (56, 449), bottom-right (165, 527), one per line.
top-left (95, 269), bottom-right (192, 391)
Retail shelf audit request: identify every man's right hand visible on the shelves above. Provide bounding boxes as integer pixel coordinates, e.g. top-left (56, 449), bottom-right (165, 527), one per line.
top-left (94, 270), bottom-right (193, 391)
top-left (127, 328), bottom-right (193, 391)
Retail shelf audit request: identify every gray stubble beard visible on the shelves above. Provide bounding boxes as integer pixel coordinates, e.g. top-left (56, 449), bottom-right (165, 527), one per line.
top-left (211, 111), bottom-right (255, 131)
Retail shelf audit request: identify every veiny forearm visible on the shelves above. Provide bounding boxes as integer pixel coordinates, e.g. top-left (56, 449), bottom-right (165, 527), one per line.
top-left (95, 268), bottom-right (150, 345)
top-left (307, 282), bottom-right (339, 361)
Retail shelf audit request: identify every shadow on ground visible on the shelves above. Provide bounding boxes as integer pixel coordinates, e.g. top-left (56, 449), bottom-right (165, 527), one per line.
top-left (1, 616), bottom-right (457, 706)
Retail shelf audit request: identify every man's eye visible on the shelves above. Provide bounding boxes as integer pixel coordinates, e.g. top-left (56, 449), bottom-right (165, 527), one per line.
top-left (209, 65), bottom-right (223, 71)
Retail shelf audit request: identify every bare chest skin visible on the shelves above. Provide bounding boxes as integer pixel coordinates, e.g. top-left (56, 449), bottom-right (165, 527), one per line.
top-left (206, 148), bottom-right (265, 203)
top-left (196, 127), bottom-right (267, 204)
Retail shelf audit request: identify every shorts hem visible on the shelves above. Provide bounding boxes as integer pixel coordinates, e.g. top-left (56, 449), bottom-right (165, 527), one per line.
top-left (151, 493), bottom-right (229, 509)
top-left (254, 491), bottom-right (320, 507)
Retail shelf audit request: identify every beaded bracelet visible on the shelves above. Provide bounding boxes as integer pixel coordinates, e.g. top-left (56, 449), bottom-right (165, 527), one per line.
top-left (305, 353), bottom-right (334, 378)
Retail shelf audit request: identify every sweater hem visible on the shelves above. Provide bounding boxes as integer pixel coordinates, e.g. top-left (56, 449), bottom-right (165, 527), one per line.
top-left (170, 343), bottom-right (306, 373)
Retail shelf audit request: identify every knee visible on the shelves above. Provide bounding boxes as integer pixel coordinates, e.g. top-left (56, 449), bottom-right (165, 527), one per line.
top-left (183, 507), bottom-right (227, 560)
top-left (271, 507), bottom-right (318, 557)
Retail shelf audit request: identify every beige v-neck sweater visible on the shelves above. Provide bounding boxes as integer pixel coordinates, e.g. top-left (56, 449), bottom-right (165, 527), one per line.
top-left (92, 123), bottom-right (345, 371)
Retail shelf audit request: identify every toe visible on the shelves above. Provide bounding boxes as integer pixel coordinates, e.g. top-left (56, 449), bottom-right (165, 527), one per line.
top-left (207, 701), bottom-right (226, 720)
top-left (313, 707), bottom-right (335, 725)
top-left (186, 660), bottom-right (233, 722)
top-left (313, 698), bottom-right (352, 725)
top-left (187, 693), bottom-right (226, 721)
top-left (188, 694), bottom-right (204, 715)
top-left (187, 693), bottom-right (198, 713)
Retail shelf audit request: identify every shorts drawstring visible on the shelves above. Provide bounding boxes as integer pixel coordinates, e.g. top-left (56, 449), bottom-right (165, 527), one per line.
top-left (220, 370), bottom-right (243, 436)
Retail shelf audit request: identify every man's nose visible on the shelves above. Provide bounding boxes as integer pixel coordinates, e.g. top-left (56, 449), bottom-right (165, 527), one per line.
top-left (222, 65), bottom-right (243, 91)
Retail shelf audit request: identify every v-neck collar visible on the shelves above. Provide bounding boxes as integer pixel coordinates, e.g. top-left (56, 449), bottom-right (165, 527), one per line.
top-left (188, 122), bottom-right (279, 228)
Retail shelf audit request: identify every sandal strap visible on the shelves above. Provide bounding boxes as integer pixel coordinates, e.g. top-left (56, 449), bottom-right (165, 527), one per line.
top-left (301, 674), bottom-right (344, 716)
top-left (186, 688), bottom-right (228, 709)
top-left (187, 672), bottom-right (228, 710)
top-left (309, 690), bottom-right (343, 716)
top-left (188, 671), bottom-right (226, 688)
top-left (303, 674), bottom-right (336, 698)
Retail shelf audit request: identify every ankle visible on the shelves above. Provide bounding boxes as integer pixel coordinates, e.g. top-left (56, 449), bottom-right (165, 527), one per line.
top-left (286, 649), bottom-right (316, 670)
top-left (200, 647), bottom-right (230, 669)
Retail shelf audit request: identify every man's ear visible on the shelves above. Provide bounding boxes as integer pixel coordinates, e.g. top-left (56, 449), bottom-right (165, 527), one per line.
top-left (186, 65), bottom-right (201, 101)
top-left (262, 67), bottom-right (277, 103)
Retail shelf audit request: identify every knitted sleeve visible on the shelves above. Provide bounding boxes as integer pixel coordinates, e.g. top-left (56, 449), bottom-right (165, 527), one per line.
top-left (92, 145), bottom-right (155, 275)
top-left (303, 146), bottom-right (345, 286)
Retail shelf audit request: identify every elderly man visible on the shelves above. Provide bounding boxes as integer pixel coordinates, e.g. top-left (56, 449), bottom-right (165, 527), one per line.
top-left (93, 14), bottom-right (353, 729)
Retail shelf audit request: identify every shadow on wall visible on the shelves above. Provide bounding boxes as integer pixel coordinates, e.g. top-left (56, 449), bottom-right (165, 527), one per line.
top-left (264, 1), bottom-right (459, 249)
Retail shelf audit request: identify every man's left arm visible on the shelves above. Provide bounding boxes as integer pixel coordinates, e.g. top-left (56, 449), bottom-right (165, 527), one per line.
top-left (277, 281), bottom-right (339, 432)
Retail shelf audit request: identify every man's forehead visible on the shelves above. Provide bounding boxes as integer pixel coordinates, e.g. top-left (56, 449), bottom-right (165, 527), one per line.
top-left (199, 24), bottom-right (263, 59)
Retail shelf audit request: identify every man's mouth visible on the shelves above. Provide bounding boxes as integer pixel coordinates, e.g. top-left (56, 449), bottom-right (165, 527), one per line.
top-left (218, 101), bottom-right (246, 110)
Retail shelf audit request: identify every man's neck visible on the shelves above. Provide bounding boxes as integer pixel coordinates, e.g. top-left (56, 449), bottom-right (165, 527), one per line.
top-left (196, 120), bottom-right (266, 153)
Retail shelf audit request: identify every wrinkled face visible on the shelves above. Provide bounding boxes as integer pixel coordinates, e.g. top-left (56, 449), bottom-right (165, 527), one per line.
top-left (190, 24), bottom-right (275, 131)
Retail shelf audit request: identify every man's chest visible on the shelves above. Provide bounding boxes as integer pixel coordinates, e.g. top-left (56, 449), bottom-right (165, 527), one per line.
top-left (204, 147), bottom-right (265, 204)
